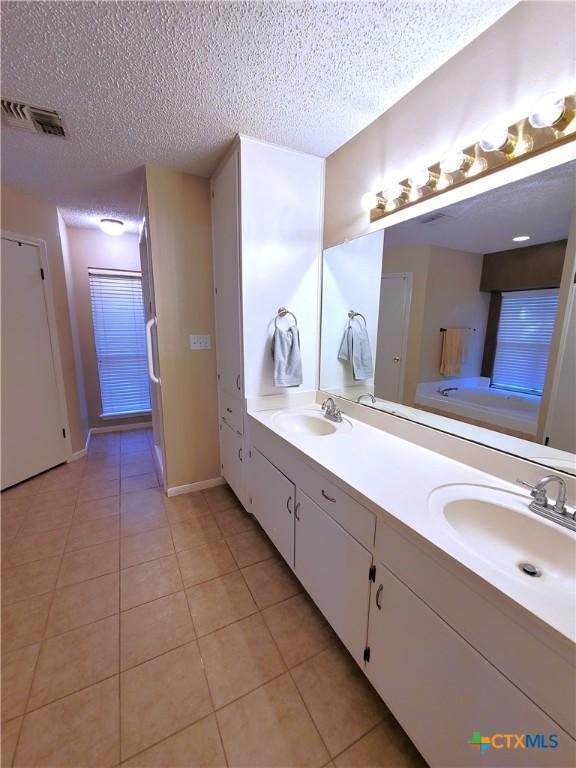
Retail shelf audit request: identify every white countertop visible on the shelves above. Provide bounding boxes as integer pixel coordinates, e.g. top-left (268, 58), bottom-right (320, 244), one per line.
top-left (248, 402), bottom-right (576, 649)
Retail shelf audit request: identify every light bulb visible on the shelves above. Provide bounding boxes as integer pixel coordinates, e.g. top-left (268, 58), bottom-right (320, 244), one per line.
top-left (408, 168), bottom-right (433, 189)
top-left (479, 123), bottom-right (510, 152)
top-left (361, 192), bottom-right (379, 212)
top-left (528, 93), bottom-right (565, 128)
top-left (439, 151), bottom-right (469, 174)
top-left (99, 218), bottom-right (125, 236)
top-left (383, 183), bottom-right (405, 202)
top-left (512, 235), bottom-right (531, 242)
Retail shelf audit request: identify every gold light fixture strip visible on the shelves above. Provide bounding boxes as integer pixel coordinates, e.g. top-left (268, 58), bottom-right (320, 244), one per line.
top-left (368, 93), bottom-right (576, 223)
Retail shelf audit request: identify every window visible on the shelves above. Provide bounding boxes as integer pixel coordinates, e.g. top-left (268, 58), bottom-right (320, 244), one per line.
top-left (89, 269), bottom-right (151, 417)
top-left (492, 289), bottom-right (559, 396)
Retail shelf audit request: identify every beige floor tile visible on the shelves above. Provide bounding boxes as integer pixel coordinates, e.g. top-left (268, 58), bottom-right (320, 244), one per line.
top-left (1, 476), bottom-right (44, 502)
top-left (14, 676), bottom-right (120, 768)
top-left (74, 496), bottom-right (120, 522)
top-left (121, 456), bottom-right (155, 479)
top-left (120, 642), bottom-right (212, 760)
top-left (1, 495), bottom-right (34, 516)
top-left (186, 571), bottom-right (257, 636)
top-left (121, 472), bottom-right (159, 494)
top-left (120, 490), bottom-right (168, 537)
top-left (292, 644), bottom-right (387, 757)
top-left (1, 511), bottom-right (25, 541)
top-left (38, 464), bottom-right (85, 492)
top-left (242, 556), bottom-right (301, 609)
top-left (120, 591), bottom-right (195, 670)
top-left (79, 477), bottom-right (120, 503)
top-left (21, 505), bottom-right (75, 535)
top-left (165, 492), bottom-right (212, 521)
top-left (177, 539), bottom-right (237, 588)
top-left (58, 540), bottom-right (119, 588)
top-left (226, 529), bottom-right (276, 568)
top-left (215, 505), bottom-right (257, 537)
top-left (47, 572), bottom-right (120, 637)
top-left (204, 484), bottom-right (239, 513)
top-left (66, 515), bottom-right (120, 552)
top-left (28, 615), bottom-right (119, 710)
top-left (1, 716), bottom-right (22, 768)
top-left (217, 673), bottom-right (329, 768)
top-left (1, 644), bottom-right (40, 721)
top-left (199, 613), bottom-right (285, 708)
top-left (334, 720), bottom-right (427, 768)
top-left (121, 554), bottom-right (182, 610)
top-left (121, 714), bottom-right (226, 768)
top-left (2, 556), bottom-right (61, 605)
top-left (120, 527), bottom-right (174, 569)
top-left (30, 488), bottom-right (78, 514)
top-left (1, 593), bottom-right (51, 653)
top-left (6, 526), bottom-right (68, 567)
top-left (170, 515), bottom-right (222, 552)
top-left (263, 593), bottom-right (335, 668)
top-left (82, 465), bottom-right (120, 484)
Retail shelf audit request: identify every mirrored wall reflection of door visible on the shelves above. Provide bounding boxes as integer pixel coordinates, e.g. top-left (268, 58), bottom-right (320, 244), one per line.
top-left (374, 273), bottom-right (411, 402)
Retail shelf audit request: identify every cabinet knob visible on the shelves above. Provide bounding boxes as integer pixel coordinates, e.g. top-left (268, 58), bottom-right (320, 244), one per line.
top-left (226, 407), bottom-right (233, 413)
top-left (393, 356), bottom-right (401, 364)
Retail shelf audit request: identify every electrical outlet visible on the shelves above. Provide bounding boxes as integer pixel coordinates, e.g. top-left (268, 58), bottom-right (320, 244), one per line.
top-left (189, 334), bottom-right (211, 350)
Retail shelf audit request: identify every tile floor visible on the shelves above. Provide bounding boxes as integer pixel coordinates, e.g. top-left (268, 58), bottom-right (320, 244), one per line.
top-left (1, 428), bottom-right (427, 767)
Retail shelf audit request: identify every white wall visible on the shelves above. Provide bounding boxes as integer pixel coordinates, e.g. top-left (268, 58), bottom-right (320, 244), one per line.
top-left (320, 231), bottom-right (383, 393)
top-left (240, 137), bottom-right (324, 398)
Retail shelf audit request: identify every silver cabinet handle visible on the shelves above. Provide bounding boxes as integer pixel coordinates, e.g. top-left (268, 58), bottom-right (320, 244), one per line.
top-left (238, 448), bottom-right (243, 462)
top-left (294, 501), bottom-right (301, 520)
top-left (321, 489), bottom-right (336, 503)
top-left (236, 374), bottom-right (241, 391)
top-left (286, 496), bottom-right (292, 515)
top-left (376, 584), bottom-right (383, 610)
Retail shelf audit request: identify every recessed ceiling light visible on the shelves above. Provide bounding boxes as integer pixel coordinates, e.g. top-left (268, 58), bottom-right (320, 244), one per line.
top-left (99, 218), bottom-right (124, 236)
top-left (512, 235), bottom-right (531, 242)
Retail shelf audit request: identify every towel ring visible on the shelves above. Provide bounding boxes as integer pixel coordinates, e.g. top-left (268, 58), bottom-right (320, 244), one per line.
top-left (348, 310), bottom-right (367, 328)
top-left (275, 307), bottom-right (298, 330)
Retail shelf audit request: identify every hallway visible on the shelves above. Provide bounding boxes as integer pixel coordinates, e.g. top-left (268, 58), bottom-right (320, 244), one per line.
top-left (1, 428), bottom-right (424, 768)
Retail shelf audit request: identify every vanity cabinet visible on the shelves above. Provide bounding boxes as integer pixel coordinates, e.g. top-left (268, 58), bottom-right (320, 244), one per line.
top-left (295, 490), bottom-right (372, 665)
top-left (250, 448), bottom-right (295, 566)
top-left (366, 564), bottom-right (574, 768)
top-left (219, 420), bottom-right (243, 499)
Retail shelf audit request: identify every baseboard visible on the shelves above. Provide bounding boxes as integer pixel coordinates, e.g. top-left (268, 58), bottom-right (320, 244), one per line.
top-left (68, 430), bottom-right (91, 462)
top-left (90, 421), bottom-right (152, 434)
top-left (166, 476), bottom-right (226, 497)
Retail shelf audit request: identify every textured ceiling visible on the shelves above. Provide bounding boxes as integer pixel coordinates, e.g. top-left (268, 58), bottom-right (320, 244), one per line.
top-left (1, 0), bottom-right (517, 227)
top-left (385, 160), bottom-right (576, 253)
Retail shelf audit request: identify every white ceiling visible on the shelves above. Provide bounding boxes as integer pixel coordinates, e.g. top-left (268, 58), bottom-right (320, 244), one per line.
top-left (1, 0), bottom-right (517, 228)
top-left (385, 160), bottom-right (576, 253)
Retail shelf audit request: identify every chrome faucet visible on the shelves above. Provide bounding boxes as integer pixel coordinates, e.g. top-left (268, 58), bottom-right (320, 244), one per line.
top-left (437, 387), bottom-right (459, 397)
top-left (322, 397), bottom-right (343, 423)
top-left (357, 393), bottom-right (376, 404)
top-left (517, 474), bottom-right (575, 531)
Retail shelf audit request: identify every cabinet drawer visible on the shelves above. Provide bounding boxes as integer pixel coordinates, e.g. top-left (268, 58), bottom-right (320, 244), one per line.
top-left (295, 463), bottom-right (375, 550)
top-left (220, 389), bottom-right (243, 435)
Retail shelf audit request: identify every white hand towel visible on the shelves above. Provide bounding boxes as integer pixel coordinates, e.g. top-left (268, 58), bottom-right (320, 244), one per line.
top-left (272, 326), bottom-right (303, 387)
top-left (338, 322), bottom-right (373, 380)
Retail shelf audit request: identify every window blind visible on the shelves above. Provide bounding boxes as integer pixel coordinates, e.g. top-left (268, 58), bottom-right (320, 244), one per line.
top-left (492, 289), bottom-right (559, 396)
top-left (88, 270), bottom-right (151, 417)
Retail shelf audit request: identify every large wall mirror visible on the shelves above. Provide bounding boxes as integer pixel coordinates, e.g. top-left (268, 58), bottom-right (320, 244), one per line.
top-left (320, 160), bottom-right (576, 474)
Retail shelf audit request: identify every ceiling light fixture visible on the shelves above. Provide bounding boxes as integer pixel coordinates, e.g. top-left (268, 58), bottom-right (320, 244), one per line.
top-left (528, 93), bottom-right (566, 129)
top-left (99, 218), bottom-right (125, 236)
top-left (512, 235), bottom-right (531, 242)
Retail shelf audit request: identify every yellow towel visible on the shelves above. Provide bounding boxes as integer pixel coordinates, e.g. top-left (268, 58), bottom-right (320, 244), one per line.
top-left (440, 329), bottom-right (466, 376)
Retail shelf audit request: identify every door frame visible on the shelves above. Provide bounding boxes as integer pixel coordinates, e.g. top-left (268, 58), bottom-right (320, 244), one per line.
top-left (1, 230), bottom-right (72, 460)
top-left (380, 271), bottom-right (413, 401)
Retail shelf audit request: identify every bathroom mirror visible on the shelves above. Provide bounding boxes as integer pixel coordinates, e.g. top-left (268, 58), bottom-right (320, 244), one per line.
top-left (320, 160), bottom-right (576, 474)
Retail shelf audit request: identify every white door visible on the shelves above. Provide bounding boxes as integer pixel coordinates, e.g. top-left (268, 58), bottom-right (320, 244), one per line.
top-left (374, 273), bottom-right (412, 402)
top-left (212, 150), bottom-right (243, 397)
top-left (220, 420), bottom-right (243, 501)
top-left (366, 565), bottom-right (575, 768)
top-left (295, 491), bottom-right (372, 665)
top-left (1, 238), bottom-right (67, 488)
top-left (249, 448), bottom-right (294, 566)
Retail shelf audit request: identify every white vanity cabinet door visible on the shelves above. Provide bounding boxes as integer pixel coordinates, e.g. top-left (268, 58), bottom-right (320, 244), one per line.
top-left (295, 491), bottom-right (372, 666)
top-left (220, 420), bottom-right (243, 502)
top-left (249, 449), bottom-right (295, 567)
top-left (366, 565), bottom-right (575, 768)
top-left (212, 150), bottom-right (243, 398)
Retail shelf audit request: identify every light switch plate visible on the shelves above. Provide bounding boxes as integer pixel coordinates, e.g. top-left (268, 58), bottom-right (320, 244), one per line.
top-left (189, 334), bottom-right (211, 350)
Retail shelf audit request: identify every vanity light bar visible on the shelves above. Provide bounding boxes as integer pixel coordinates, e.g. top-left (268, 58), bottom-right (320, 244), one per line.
top-left (367, 92), bottom-right (576, 223)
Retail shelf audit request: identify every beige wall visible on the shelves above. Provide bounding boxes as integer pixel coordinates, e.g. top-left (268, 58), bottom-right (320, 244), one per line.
top-left (324, 1), bottom-right (575, 248)
top-left (144, 165), bottom-right (219, 489)
top-left (65, 226), bottom-right (151, 429)
top-left (1, 185), bottom-right (87, 452)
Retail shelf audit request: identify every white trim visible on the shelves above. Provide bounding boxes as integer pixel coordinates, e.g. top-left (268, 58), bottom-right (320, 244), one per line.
top-left (68, 430), bottom-right (91, 462)
top-left (99, 411), bottom-right (152, 420)
top-left (166, 476), bottom-right (226, 497)
top-left (90, 421), bottom-right (152, 434)
top-left (1, 229), bottom-right (73, 460)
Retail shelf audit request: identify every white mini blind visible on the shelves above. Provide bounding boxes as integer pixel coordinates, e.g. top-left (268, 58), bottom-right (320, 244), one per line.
top-left (492, 289), bottom-right (559, 396)
top-left (89, 270), bottom-right (151, 417)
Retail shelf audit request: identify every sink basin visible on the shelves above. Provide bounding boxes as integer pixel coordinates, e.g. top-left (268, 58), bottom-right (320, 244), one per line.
top-left (429, 484), bottom-right (576, 592)
top-left (272, 408), bottom-right (352, 437)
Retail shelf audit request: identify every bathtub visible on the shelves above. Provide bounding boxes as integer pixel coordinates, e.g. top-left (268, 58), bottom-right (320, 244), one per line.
top-left (415, 377), bottom-right (540, 435)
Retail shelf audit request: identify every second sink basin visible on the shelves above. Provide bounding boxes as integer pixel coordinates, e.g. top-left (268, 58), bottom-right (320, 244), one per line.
top-left (272, 408), bottom-right (352, 437)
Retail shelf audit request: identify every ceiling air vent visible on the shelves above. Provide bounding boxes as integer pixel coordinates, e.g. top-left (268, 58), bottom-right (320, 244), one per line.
top-left (1, 99), bottom-right (67, 138)
top-left (419, 211), bottom-right (450, 224)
